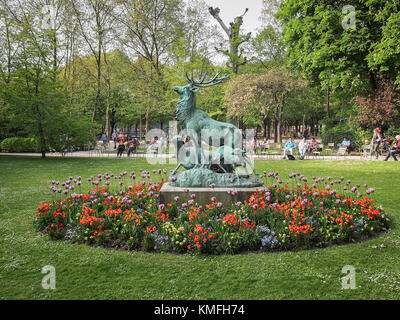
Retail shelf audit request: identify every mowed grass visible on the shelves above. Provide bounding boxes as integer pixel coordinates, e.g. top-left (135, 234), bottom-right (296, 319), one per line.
top-left (0, 155), bottom-right (400, 300)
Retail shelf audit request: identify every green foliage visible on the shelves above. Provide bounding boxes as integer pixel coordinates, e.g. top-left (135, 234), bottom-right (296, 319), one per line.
top-left (384, 125), bottom-right (400, 141)
top-left (321, 122), bottom-right (362, 150)
top-left (0, 137), bottom-right (39, 153)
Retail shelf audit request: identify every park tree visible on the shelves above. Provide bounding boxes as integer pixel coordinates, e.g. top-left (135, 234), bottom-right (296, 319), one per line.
top-left (225, 68), bottom-right (304, 142)
top-left (71, 0), bottom-right (115, 124)
top-left (0, 0), bottom-right (94, 157)
top-left (209, 6), bottom-right (252, 74)
top-left (115, 0), bottom-right (183, 137)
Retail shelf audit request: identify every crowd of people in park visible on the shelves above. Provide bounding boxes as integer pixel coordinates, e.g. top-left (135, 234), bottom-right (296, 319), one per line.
top-left (98, 129), bottom-right (170, 157)
top-left (252, 126), bottom-right (400, 161)
top-left (98, 127), bottom-right (400, 161)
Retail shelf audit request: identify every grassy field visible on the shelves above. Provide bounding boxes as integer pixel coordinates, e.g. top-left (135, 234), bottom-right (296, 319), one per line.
top-left (1, 155), bottom-right (399, 300)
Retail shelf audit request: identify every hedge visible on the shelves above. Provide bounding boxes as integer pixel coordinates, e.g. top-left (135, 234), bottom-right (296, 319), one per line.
top-left (1, 137), bottom-right (40, 153)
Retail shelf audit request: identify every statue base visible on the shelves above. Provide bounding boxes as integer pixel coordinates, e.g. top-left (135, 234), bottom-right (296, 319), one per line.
top-left (169, 168), bottom-right (263, 188)
top-left (160, 183), bottom-right (266, 207)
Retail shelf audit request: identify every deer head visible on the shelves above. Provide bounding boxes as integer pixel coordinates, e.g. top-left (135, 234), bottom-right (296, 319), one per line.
top-left (173, 71), bottom-right (229, 95)
top-left (174, 71), bottom-right (229, 123)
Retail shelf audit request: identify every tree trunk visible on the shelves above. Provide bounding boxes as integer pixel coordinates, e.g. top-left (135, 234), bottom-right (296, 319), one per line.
top-left (139, 117), bottom-right (143, 140)
top-left (145, 112), bottom-right (150, 141)
top-left (105, 79), bottom-right (111, 141)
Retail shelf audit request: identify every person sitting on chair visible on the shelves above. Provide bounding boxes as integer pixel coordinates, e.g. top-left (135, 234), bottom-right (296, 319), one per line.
top-left (384, 135), bottom-right (400, 161)
top-left (117, 139), bottom-right (125, 157)
top-left (309, 137), bottom-right (318, 154)
top-left (283, 137), bottom-right (296, 159)
top-left (341, 138), bottom-right (351, 155)
top-left (298, 137), bottom-right (308, 160)
top-left (260, 137), bottom-right (269, 153)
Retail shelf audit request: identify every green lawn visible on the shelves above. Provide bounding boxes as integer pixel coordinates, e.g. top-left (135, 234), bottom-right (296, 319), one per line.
top-left (1, 155), bottom-right (399, 299)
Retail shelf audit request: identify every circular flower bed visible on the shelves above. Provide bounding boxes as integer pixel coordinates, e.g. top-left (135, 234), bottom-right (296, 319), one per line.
top-left (34, 170), bottom-right (392, 254)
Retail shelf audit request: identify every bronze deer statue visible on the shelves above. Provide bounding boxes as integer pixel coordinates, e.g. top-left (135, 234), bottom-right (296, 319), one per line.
top-left (170, 71), bottom-right (260, 186)
top-left (173, 71), bottom-right (241, 150)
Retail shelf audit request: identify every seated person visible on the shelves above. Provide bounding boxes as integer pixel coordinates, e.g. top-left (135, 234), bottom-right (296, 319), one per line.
top-left (117, 140), bottom-right (125, 157)
top-left (127, 138), bottom-right (137, 157)
top-left (283, 137), bottom-right (296, 159)
top-left (260, 137), bottom-right (270, 152)
top-left (384, 135), bottom-right (400, 161)
top-left (308, 137), bottom-right (318, 153)
top-left (341, 138), bottom-right (351, 154)
top-left (298, 137), bottom-right (308, 160)
top-left (147, 136), bottom-right (159, 153)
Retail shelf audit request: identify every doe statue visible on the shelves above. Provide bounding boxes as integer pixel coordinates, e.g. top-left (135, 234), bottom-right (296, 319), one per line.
top-left (169, 71), bottom-right (262, 188)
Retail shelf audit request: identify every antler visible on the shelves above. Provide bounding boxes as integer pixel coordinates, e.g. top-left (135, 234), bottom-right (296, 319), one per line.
top-left (186, 71), bottom-right (229, 88)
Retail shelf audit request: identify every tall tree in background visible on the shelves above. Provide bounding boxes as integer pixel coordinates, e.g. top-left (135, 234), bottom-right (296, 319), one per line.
top-left (115, 0), bottom-right (183, 138)
top-left (209, 6), bottom-right (251, 74)
top-left (72, 0), bottom-right (115, 124)
top-left (225, 68), bottom-right (303, 143)
top-left (0, 0), bottom-right (94, 157)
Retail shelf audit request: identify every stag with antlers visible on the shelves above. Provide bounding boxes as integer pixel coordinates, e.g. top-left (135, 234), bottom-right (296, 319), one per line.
top-left (170, 71), bottom-right (261, 187)
top-left (173, 71), bottom-right (241, 149)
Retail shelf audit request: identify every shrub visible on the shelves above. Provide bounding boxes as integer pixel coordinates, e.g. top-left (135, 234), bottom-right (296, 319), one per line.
top-left (321, 123), bottom-right (361, 150)
top-left (1, 137), bottom-right (40, 153)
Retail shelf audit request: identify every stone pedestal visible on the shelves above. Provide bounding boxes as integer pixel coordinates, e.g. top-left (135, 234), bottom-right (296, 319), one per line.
top-left (160, 183), bottom-right (266, 207)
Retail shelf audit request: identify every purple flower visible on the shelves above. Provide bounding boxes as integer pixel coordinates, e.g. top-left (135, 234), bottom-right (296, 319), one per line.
top-left (174, 196), bottom-right (180, 202)
top-left (188, 199), bottom-right (194, 205)
top-left (184, 188), bottom-right (189, 193)
top-left (211, 197), bottom-right (216, 202)
top-left (159, 204), bottom-right (165, 210)
top-left (217, 202), bottom-right (223, 208)
top-left (190, 194), bottom-right (196, 199)
top-left (210, 183), bottom-right (215, 189)
top-left (182, 203), bottom-right (188, 208)
top-left (235, 201), bottom-right (242, 207)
